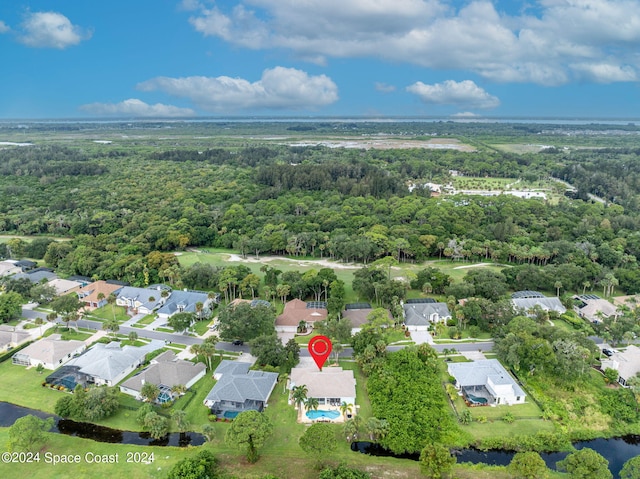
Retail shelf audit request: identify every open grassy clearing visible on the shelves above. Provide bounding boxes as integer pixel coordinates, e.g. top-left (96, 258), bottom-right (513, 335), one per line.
top-left (85, 305), bottom-right (130, 323)
top-left (176, 249), bottom-right (508, 304)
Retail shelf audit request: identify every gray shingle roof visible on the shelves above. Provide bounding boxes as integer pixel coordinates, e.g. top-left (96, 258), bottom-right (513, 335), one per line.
top-left (403, 302), bottom-right (451, 326)
top-left (205, 361), bottom-right (278, 404)
top-left (156, 290), bottom-right (209, 316)
top-left (447, 359), bottom-right (526, 398)
top-left (116, 286), bottom-right (163, 310)
top-left (120, 351), bottom-right (205, 392)
top-left (66, 341), bottom-right (162, 383)
top-left (512, 296), bottom-right (566, 314)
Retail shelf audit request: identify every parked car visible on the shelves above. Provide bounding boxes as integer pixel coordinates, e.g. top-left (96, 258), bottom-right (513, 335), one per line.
top-left (232, 340), bottom-right (244, 346)
top-left (602, 348), bottom-right (613, 357)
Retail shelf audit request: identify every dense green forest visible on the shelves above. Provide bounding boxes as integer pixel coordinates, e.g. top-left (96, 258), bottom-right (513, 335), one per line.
top-left (2, 121), bottom-right (640, 294)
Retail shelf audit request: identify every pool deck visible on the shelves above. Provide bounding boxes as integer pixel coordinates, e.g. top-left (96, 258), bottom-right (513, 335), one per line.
top-left (297, 405), bottom-right (353, 424)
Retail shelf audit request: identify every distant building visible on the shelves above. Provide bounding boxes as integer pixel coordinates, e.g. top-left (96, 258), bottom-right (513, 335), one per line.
top-left (573, 294), bottom-right (619, 323)
top-left (403, 300), bottom-right (451, 331)
top-left (511, 291), bottom-right (566, 315)
top-left (76, 281), bottom-right (123, 310)
top-left (276, 299), bottom-right (327, 333)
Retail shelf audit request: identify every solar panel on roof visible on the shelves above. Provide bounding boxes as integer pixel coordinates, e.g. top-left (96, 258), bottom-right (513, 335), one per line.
top-left (306, 301), bottom-right (327, 309)
top-left (406, 298), bottom-right (436, 304)
top-left (511, 291), bottom-right (545, 299)
top-left (581, 294), bottom-right (601, 300)
top-left (345, 302), bottom-right (372, 310)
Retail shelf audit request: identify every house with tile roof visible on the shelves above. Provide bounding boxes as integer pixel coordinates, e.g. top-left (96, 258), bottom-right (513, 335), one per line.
top-left (448, 359), bottom-right (526, 406)
top-left (76, 280), bottom-right (123, 310)
top-left (275, 299), bottom-right (327, 333)
top-left (120, 350), bottom-right (206, 402)
top-left (12, 334), bottom-right (85, 370)
top-left (0, 260), bottom-right (22, 277)
top-left (403, 301), bottom-right (451, 331)
top-left (204, 360), bottom-right (278, 417)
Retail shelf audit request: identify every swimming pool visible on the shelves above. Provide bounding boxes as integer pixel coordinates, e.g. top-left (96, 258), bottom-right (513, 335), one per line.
top-left (223, 411), bottom-right (240, 419)
top-left (306, 410), bottom-right (341, 420)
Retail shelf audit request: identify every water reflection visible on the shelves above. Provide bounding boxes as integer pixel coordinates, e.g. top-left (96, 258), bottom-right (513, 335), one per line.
top-left (0, 402), bottom-right (204, 447)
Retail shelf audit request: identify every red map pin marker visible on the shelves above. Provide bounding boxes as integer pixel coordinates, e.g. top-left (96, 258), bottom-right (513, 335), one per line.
top-left (308, 335), bottom-right (332, 371)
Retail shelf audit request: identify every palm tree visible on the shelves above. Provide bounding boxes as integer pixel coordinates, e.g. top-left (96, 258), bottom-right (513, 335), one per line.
top-left (554, 281), bottom-right (563, 297)
top-left (365, 417), bottom-right (388, 441)
top-left (107, 293), bottom-right (117, 321)
top-left (96, 292), bottom-right (105, 308)
top-left (291, 385), bottom-right (308, 410)
top-left (304, 397), bottom-right (319, 412)
top-left (103, 318), bottom-right (119, 338)
top-left (199, 341), bottom-right (216, 371)
top-left (339, 401), bottom-right (353, 420)
top-left (195, 301), bottom-right (204, 320)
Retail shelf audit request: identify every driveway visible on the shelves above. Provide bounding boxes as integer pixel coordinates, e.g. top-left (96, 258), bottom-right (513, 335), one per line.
top-left (410, 330), bottom-right (434, 345)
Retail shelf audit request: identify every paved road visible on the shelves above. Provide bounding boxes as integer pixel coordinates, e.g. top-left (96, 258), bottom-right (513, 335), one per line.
top-left (22, 307), bottom-right (494, 357)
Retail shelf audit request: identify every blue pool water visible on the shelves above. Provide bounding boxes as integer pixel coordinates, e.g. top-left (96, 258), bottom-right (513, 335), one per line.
top-left (306, 410), bottom-right (341, 420)
top-left (223, 411), bottom-right (239, 419)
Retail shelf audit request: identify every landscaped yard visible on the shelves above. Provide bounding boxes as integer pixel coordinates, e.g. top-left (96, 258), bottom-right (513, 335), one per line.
top-left (43, 327), bottom-right (93, 342)
top-left (85, 305), bottom-right (130, 323)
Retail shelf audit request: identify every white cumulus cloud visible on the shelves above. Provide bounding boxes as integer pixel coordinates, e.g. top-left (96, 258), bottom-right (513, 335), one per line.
top-left (19, 11), bottom-right (91, 49)
top-left (186, 0), bottom-right (640, 85)
top-left (407, 80), bottom-right (500, 109)
top-left (0, 21), bottom-right (10, 34)
top-left (79, 99), bottom-right (195, 117)
top-left (137, 67), bottom-right (338, 111)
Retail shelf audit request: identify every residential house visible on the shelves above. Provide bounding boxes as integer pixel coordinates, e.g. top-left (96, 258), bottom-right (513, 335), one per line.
top-left (14, 260), bottom-right (37, 271)
top-left (448, 359), bottom-right (526, 406)
top-left (403, 299), bottom-right (451, 331)
top-left (0, 260), bottom-right (22, 277)
top-left (341, 303), bottom-right (393, 334)
top-left (120, 350), bottom-right (206, 403)
top-left (204, 360), bottom-right (278, 417)
top-left (275, 299), bottom-right (328, 333)
top-left (156, 290), bottom-right (212, 321)
top-left (57, 340), bottom-right (163, 387)
top-left (511, 291), bottom-right (567, 316)
top-left (289, 366), bottom-right (356, 408)
top-left (76, 280), bottom-right (123, 310)
top-left (12, 334), bottom-right (85, 370)
top-left (0, 325), bottom-right (31, 353)
top-left (573, 294), bottom-right (619, 323)
top-left (116, 286), bottom-right (165, 314)
top-left (12, 267), bottom-right (57, 284)
top-left (601, 345), bottom-right (640, 387)
top-left (48, 278), bottom-right (83, 296)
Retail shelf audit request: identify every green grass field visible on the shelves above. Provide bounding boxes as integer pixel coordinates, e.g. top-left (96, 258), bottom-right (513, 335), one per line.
top-left (85, 305), bottom-right (130, 323)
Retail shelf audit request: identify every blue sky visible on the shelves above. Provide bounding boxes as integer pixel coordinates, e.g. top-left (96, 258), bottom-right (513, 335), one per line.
top-left (2, 0), bottom-right (640, 119)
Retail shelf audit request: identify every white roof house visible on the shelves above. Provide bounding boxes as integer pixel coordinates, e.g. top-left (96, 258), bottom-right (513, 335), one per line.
top-left (448, 359), bottom-right (526, 406)
top-left (48, 278), bottom-right (83, 296)
top-left (12, 334), bottom-right (85, 370)
top-left (0, 326), bottom-right (31, 353)
top-left (601, 345), bottom-right (640, 387)
top-left (156, 290), bottom-right (211, 320)
top-left (0, 260), bottom-right (22, 277)
top-left (65, 340), bottom-right (163, 386)
top-left (289, 366), bottom-right (356, 407)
